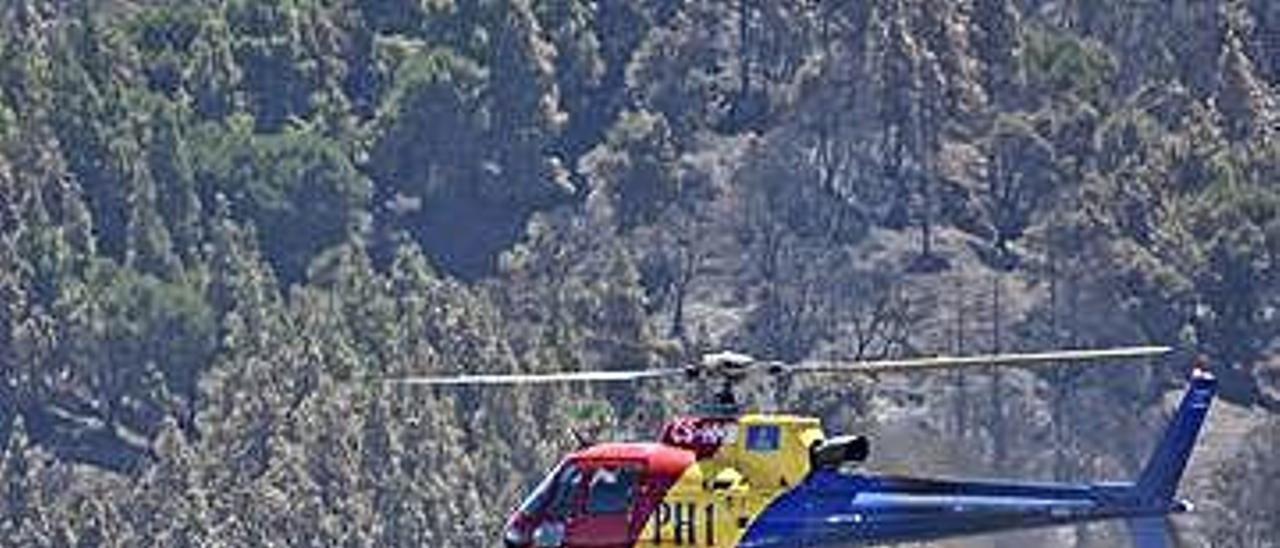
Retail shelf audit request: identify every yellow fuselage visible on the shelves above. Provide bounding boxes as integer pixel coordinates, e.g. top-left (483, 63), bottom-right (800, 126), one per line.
top-left (636, 414), bottom-right (825, 547)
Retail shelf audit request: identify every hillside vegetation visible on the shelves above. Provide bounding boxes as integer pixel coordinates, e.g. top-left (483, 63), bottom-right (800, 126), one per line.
top-left (0, 0), bottom-right (1277, 546)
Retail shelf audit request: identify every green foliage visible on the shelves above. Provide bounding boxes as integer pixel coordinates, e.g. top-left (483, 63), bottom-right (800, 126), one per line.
top-left (145, 100), bottom-right (202, 262)
top-left (130, 5), bottom-right (207, 97)
top-left (0, 1), bottom-right (1276, 545)
top-left (356, 0), bottom-right (428, 35)
top-left (191, 123), bottom-right (370, 284)
top-left (625, 5), bottom-right (733, 142)
top-left (225, 0), bottom-right (314, 131)
top-left (186, 11), bottom-right (242, 120)
top-left (535, 0), bottom-right (607, 154)
top-left (581, 110), bottom-right (681, 230)
top-left (371, 46), bottom-right (486, 202)
top-left (982, 112), bottom-right (1057, 259)
top-left (0, 101), bottom-right (13, 142)
top-left (77, 262), bottom-right (217, 424)
top-left (1022, 26), bottom-right (1116, 105)
top-left (1184, 182), bottom-right (1280, 367)
top-left (370, 40), bottom-right (569, 277)
top-left (47, 38), bottom-right (132, 260)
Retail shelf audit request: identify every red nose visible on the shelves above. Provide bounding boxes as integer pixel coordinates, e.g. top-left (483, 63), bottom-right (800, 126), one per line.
top-left (503, 513), bottom-right (533, 547)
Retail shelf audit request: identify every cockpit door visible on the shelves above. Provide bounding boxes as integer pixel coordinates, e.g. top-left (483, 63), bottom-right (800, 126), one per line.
top-left (565, 461), bottom-right (642, 546)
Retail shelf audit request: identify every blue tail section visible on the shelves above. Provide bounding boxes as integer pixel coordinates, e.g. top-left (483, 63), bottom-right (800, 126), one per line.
top-left (1126, 517), bottom-right (1174, 548)
top-left (1134, 369), bottom-right (1216, 504)
top-left (739, 368), bottom-right (1216, 548)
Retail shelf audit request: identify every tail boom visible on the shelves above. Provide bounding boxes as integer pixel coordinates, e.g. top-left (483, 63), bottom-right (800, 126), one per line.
top-left (739, 368), bottom-right (1217, 547)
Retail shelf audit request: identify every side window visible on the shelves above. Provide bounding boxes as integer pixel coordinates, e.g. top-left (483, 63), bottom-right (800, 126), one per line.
top-left (585, 466), bottom-right (637, 515)
top-left (548, 464), bottom-right (584, 518)
top-left (746, 424), bottom-right (780, 452)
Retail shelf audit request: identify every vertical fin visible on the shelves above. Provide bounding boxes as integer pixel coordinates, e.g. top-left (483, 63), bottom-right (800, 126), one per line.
top-left (1134, 368), bottom-right (1216, 503)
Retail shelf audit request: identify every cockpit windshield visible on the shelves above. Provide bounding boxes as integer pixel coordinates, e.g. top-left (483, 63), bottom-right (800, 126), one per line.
top-left (517, 461), bottom-right (583, 516)
top-left (517, 462), bottom-right (561, 514)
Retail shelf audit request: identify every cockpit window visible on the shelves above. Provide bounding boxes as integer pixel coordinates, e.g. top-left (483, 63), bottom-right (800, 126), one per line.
top-left (516, 461), bottom-right (639, 517)
top-left (585, 465), bottom-right (637, 515)
top-left (517, 461), bottom-right (583, 517)
top-left (547, 463), bottom-right (584, 517)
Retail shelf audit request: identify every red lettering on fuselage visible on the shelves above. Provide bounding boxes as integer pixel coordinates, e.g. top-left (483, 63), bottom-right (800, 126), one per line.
top-left (661, 417), bottom-right (738, 458)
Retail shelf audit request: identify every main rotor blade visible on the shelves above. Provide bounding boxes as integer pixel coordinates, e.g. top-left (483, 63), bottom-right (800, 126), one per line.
top-left (387, 368), bottom-right (685, 386)
top-left (786, 346), bottom-right (1172, 375)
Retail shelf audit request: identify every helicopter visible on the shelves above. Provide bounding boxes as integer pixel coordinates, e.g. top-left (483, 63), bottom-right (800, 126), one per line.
top-left (393, 345), bottom-right (1214, 548)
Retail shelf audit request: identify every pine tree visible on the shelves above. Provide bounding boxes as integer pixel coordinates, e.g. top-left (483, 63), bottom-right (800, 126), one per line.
top-left (1244, 0), bottom-right (1279, 83)
top-left (124, 137), bottom-right (181, 280)
top-left (129, 419), bottom-right (211, 544)
top-left (47, 31), bottom-right (136, 263)
top-left (912, 0), bottom-right (986, 125)
top-left (581, 110), bottom-right (682, 230)
top-left (1216, 33), bottom-right (1275, 143)
top-left (876, 6), bottom-right (921, 229)
top-left (146, 102), bottom-right (202, 266)
top-left (981, 113), bottom-right (1056, 264)
top-left (483, 0), bottom-right (567, 190)
top-left (226, 1), bottom-right (323, 132)
top-left (972, 0), bottom-right (1023, 109)
top-left (0, 415), bottom-right (30, 535)
top-left (536, 0), bottom-right (612, 157)
top-left (188, 9), bottom-right (241, 121)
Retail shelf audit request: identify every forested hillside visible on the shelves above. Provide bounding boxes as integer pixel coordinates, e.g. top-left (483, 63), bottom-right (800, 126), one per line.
top-left (0, 0), bottom-right (1277, 546)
